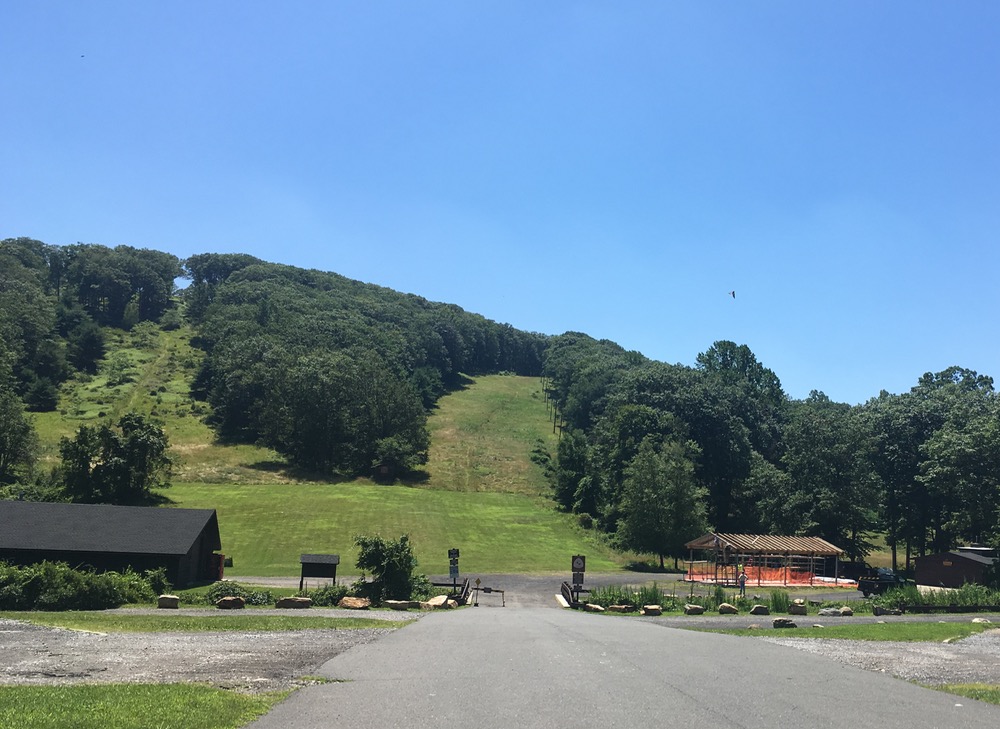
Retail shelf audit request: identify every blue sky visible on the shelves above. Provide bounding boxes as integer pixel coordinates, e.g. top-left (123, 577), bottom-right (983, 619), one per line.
top-left (3, 3), bottom-right (998, 405)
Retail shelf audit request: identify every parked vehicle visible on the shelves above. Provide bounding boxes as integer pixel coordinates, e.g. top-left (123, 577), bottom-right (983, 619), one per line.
top-left (858, 568), bottom-right (911, 597)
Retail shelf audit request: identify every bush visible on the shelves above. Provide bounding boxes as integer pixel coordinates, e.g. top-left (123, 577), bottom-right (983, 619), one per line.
top-left (202, 581), bottom-right (273, 606)
top-left (353, 533), bottom-right (427, 605)
top-left (0, 561), bottom-right (159, 610)
top-left (768, 589), bottom-right (790, 613)
top-left (587, 583), bottom-right (671, 610)
top-left (304, 583), bottom-right (350, 607)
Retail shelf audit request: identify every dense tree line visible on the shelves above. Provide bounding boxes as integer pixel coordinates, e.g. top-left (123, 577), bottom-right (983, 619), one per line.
top-left (545, 334), bottom-right (1000, 569)
top-left (0, 237), bottom-right (181, 412)
top-left (183, 253), bottom-right (547, 478)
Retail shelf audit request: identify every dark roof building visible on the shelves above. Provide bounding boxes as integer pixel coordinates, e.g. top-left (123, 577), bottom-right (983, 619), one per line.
top-left (0, 502), bottom-right (222, 586)
top-left (914, 549), bottom-right (998, 589)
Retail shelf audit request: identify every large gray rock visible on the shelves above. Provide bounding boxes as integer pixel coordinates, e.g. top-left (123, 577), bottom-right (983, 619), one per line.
top-left (275, 596), bottom-right (312, 609)
top-left (718, 602), bottom-right (739, 615)
top-left (839, 606), bottom-right (854, 617)
top-left (641, 605), bottom-right (662, 616)
top-left (337, 596), bottom-right (371, 610)
top-left (788, 603), bottom-right (808, 616)
top-left (749, 604), bottom-right (770, 615)
top-left (684, 604), bottom-right (705, 615)
top-left (772, 617), bottom-right (797, 629)
top-left (157, 594), bottom-right (180, 609)
top-left (873, 605), bottom-right (901, 616)
top-left (818, 608), bottom-right (842, 617)
top-left (216, 596), bottom-right (245, 610)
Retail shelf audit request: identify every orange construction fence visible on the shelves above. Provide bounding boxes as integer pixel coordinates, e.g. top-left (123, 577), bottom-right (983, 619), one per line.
top-left (686, 563), bottom-right (855, 587)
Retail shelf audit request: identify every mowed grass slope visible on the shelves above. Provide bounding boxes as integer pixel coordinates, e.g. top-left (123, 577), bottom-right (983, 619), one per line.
top-left (172, 375), bottom-right (618, 576)
top-left (424, 375), bottom-right (557, 496)
top-left (32, 323), bottom-right (621, 575)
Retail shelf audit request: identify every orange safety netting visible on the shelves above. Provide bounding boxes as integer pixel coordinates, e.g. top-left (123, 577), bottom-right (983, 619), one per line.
top-left (686, 564), bottom-right (855, 587)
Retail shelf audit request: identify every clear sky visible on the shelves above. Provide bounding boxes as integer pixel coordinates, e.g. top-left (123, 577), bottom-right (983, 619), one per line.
top-left (3, 3), bottom-right (998, 405)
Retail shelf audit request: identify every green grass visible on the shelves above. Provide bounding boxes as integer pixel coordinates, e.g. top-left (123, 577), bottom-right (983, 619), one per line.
top-left (424, 374), bottom-right (557, 496)
top-left (0, 611), bottom-right (408, 632)
top-left (937, 683), bottom-right (1000, 705)
top-left (703, 621), bottom-right (995, 642)
top-left (0, 683), bottom-right (288, 729)
top-left (32, 325), bottom-right (626, 575)
top-left (169, 480), bottom-right (619, 575)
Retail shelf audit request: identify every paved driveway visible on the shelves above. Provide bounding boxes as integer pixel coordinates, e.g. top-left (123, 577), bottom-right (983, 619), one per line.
top-left (246, 607), bottom-right (1000, 729)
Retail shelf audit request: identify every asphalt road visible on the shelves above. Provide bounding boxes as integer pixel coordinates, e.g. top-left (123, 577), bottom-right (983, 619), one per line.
top-left (246, 607), bottom-right (1000, 729)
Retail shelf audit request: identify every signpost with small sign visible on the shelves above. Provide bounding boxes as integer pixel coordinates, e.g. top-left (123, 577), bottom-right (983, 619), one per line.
top-left (448, 548), bottom-right (460, 591)
top-left (571, 555), bottom-right (586, 603)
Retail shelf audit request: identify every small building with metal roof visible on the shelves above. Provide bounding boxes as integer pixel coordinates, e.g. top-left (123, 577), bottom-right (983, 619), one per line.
top-left (0, 501), bottom-right (223, 586)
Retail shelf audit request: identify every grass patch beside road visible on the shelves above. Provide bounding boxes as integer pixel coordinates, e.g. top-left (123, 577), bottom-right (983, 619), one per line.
top-left (937, 683), bottom-right (1000, 706)
top-left (0, 683), bottom-right (288, 729)
top-left (0, 612), bottom-right (408, 633)
top-left (701, 622), bottom-right (995, 642)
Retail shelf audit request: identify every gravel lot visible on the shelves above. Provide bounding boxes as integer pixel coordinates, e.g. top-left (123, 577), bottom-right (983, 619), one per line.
top-left (0, 610), bottom-right (418, 694)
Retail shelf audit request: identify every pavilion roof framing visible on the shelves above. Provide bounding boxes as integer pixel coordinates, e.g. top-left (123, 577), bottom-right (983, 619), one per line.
top-left (685, 533), bottom-right (844, 557)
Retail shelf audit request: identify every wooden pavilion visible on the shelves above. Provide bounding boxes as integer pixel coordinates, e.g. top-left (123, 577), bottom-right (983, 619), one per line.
top-left (684, 532), bottom-right (846, 587)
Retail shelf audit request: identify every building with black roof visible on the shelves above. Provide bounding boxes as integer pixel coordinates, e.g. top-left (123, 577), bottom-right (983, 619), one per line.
top-left (914, 548), bottom-right (998, 589)
top-left (0, 502), bottom-right (223, 586)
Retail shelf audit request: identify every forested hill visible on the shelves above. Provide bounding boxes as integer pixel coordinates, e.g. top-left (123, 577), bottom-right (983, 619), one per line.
top-left (4, 236), bottom-right (1000, 576)
top-left (543, 332), bottom-right (1000, 571)
top-left (183, 252), bottom-right (547, 477)
top-left (0, 238), bottom-right (546, 485)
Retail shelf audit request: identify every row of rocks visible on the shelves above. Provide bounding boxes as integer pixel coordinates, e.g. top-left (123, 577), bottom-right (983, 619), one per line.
top-left (156, 594), bottom-right (459, 610)
top-left (585, 604), bottom-right (663, 616)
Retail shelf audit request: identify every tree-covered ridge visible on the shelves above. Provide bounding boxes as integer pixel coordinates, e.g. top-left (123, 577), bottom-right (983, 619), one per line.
top-left (545, 334), bottom-right (1000, 568)
top-left (182, 253), bottom-right (547, 478)
top-left (0, 237), bottom-right (181, 412)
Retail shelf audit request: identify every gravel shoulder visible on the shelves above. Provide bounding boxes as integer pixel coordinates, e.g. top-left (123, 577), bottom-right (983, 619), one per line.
top-left (0, 612), bottom-right (419, 694)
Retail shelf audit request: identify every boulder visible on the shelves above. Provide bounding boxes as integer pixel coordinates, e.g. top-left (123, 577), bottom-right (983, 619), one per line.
top-left (385, 600), bottom-right (421, 611)
top-left (972, 617), bottom-right (992, 624)
top-left (607, 605), bottom-right (634, 613)
top-left (838, 606), bottom-right (854, 617)
top-left (818, 608), bottom-right (841, 617)
top-left (424, 595), bottom-right (459, 610)
top-left (641, 605), bottom-right (662, 616)
top-left (873, 605), bottom-right (901, 617)
top-left (684, 604), bottom-right (705, 615)
top-left (749, 604), bottom-right (770, 616)
top-left (584, 603), bottom-right (606, 613)
top-left (788, 604), bottom-right (808, 616)
top-left (216, 596), bottom-right (245, 610)
top-left (792, 598), bottom-right (806, 605)
top-left (772, 617), bottom-right (797, 629)
top-left (812, 624), bottom-right (825, 629)
top-left (337, 596), bottom-right (371, 610)
top-left (718, 602), bottom-right (739, 615)
top-left (157, 594), bottom-right (180, 609)
top-left (275, 596), bottom-right (312, 609)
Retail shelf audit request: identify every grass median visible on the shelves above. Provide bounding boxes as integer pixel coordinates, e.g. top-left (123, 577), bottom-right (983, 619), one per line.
top-left (0, 611), bottom-right (409, 633)
top-left (0, 683), bottom-right (289, 729)
top-left (697, 621), bottom-right (995, 642)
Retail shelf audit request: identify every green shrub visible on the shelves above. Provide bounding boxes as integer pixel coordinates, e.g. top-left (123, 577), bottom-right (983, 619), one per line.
top-left (304, 583), bottom-right (350, 607)
top-left (587, 583), bottom-right (669, 610)
top-left (768, 589), bottom-right (790, 613)
top-left (353, 534), bottom-right (427, 605)
top-left (0, 561), bottom-right (158, 610)
top-left (202, 581), bottom-right (273, 606)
